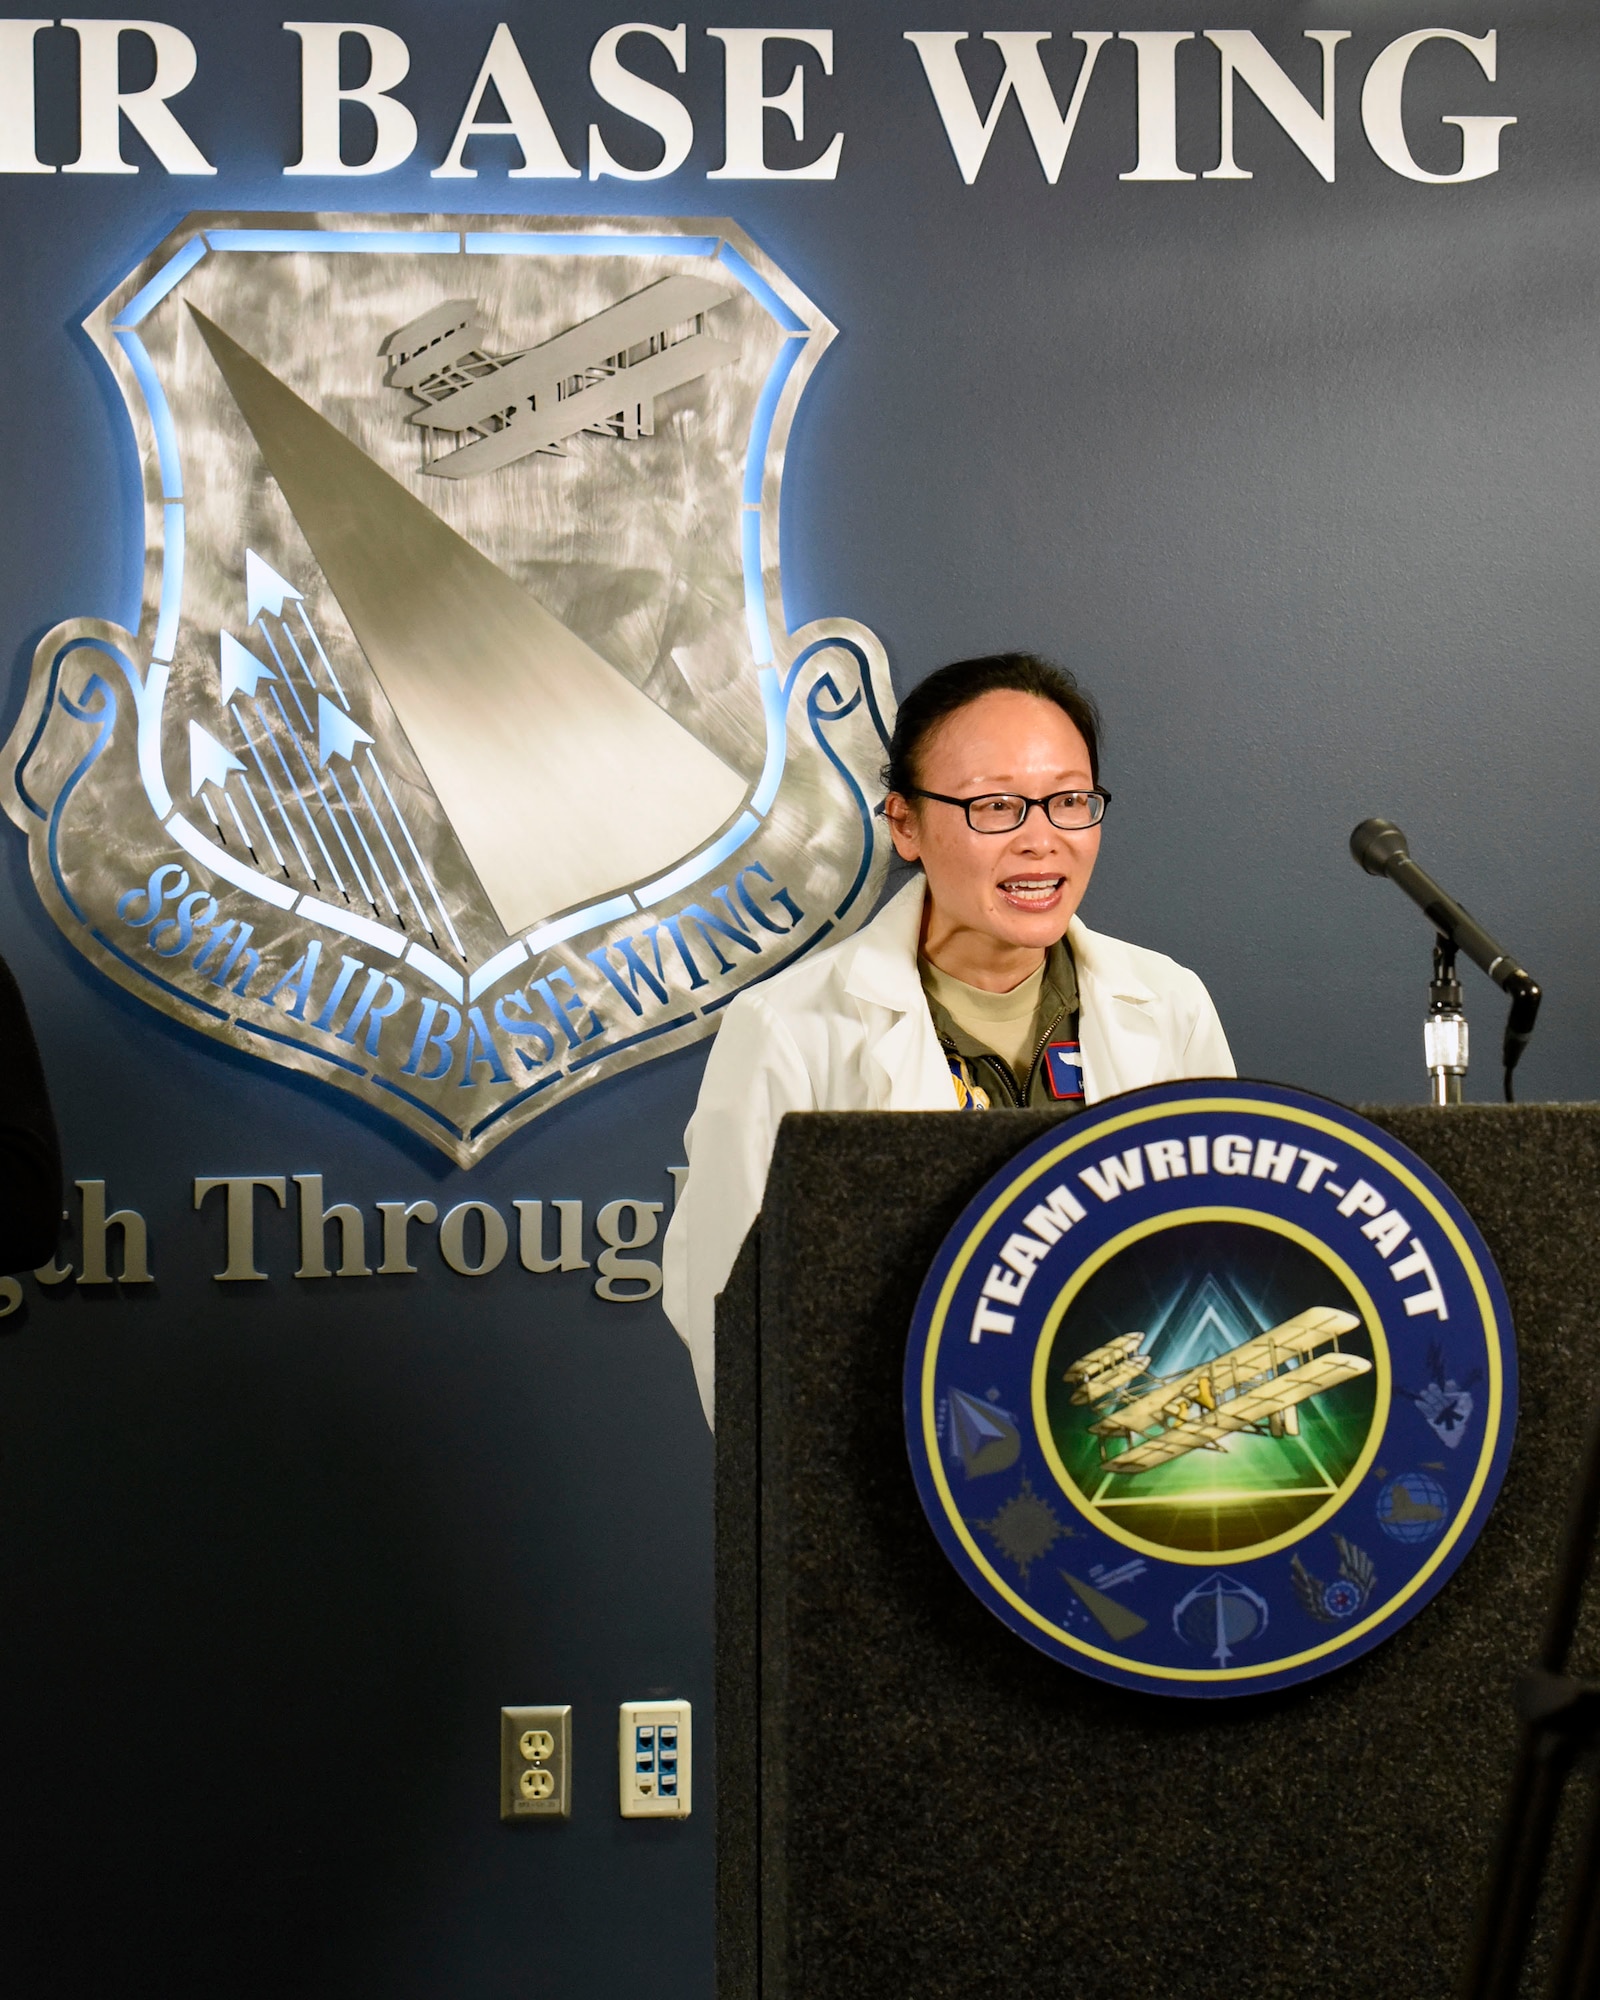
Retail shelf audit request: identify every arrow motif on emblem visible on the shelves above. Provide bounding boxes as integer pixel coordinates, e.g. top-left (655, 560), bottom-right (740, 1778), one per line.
top-left (190, 304), bottom-right (751, 938)
top-left (1, 215), bottom-right (895, 1161)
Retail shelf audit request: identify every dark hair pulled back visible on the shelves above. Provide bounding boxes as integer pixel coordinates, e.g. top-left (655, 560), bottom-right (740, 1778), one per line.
top-left (881, 652), bottom-right (1102, 796)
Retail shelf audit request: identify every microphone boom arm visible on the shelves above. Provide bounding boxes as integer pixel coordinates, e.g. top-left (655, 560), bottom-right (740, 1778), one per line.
top-left (1350, 818), bottom-right (1543, 1095)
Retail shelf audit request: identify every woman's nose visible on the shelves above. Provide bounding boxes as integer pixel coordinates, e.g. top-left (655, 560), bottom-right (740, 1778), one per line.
top-left (1013, 809), bottom-right (1059, 850)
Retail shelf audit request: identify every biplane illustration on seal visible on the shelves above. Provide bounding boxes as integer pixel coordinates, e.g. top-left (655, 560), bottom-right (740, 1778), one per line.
top-left (1064, 1307), bottom-right (1371, 1476)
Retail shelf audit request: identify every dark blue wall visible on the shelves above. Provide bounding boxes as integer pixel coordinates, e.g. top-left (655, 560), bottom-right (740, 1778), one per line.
top-left (0, 4), bottom-right (1594, 1993)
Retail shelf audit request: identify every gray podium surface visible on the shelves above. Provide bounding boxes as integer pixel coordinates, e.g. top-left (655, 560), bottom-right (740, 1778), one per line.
top-left (715, 1105), bottom-right (1600, 2000)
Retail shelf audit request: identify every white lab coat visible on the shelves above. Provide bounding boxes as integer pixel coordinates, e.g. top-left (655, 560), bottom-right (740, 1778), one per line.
top-left (661, 875), bottom-right (1235, 1424)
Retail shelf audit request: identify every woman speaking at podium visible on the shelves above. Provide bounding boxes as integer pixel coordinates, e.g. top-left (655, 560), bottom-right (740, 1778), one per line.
top-left (662, 653), bottom-right (1234, 1424)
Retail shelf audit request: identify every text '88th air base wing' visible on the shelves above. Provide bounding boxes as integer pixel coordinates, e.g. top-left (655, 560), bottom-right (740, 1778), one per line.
top-left (4, 214), bottom-right (894, 1162)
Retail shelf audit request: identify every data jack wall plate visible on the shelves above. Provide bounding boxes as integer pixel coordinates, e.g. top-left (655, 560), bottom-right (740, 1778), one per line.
top-left (619, 1700), bottom-right (691, 1818)
top-left (500, 1705), bottom-right (571, 1821)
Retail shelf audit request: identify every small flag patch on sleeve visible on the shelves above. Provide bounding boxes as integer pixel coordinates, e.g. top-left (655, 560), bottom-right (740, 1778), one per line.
top-left (1044, 1042), bottom-right (1085, 1101)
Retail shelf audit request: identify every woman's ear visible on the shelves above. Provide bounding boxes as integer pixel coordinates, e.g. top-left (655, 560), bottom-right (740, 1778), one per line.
top-left (883, 792), bottom-right (922, 864)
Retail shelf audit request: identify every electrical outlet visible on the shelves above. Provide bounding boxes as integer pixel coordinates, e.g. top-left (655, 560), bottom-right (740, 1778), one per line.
top-left (619, 1699), bottom-right (691, 1819)
top-left (500, 1705), bottom-right (571, 1821)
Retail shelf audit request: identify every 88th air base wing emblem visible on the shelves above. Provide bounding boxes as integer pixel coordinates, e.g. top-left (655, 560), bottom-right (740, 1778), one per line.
top-left (4, 213), bottom-right (894, 1163)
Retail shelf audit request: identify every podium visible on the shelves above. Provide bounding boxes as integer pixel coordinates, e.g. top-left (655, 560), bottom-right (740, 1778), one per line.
top-left (716, 1105), bottom-right (1600, 2000)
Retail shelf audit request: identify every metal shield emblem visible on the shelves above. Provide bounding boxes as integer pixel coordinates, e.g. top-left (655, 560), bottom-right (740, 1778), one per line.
top-left (4, 213), bottom-right (894, 1162)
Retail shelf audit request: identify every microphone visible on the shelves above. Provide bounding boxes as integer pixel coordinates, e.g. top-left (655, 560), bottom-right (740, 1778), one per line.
top-left (1350, 818), bottom-right (1542, 1096)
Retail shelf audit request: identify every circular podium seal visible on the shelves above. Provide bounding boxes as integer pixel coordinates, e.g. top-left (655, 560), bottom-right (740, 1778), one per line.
top-left (904, 1081), bottom-right (1516, 1696)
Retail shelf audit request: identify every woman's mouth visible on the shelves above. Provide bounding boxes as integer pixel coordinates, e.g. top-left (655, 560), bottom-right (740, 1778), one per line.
top-left (997, 875), bottom-right (1064, 909)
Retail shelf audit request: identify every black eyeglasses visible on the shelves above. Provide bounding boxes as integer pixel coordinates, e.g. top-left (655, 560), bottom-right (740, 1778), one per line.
top-left (900, 787), bottom-right (1111, 833)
